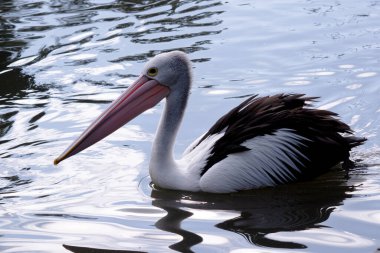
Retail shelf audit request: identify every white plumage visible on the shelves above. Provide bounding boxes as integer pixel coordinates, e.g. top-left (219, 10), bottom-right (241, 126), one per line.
top-left (199, 129), bottom-right (308, 193)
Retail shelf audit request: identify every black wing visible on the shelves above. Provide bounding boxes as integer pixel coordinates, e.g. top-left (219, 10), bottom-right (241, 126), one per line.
top-left (191, 94), bottom-right (365, 180)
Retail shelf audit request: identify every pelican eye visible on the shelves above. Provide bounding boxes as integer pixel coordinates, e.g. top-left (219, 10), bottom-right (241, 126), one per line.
top-left (147, 67), bottom-right (158, 77)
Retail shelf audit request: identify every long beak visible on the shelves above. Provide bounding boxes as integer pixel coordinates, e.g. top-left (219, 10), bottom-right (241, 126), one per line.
top-left (54, 75), bottom-right (170, 165)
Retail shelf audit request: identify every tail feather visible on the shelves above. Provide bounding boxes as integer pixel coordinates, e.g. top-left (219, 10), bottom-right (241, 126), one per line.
top-left (345, 136), bottom-right (367, 148)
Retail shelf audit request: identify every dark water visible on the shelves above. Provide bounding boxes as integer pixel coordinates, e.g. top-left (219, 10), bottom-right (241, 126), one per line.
top-left (1, 0), bottom-right (380, 252)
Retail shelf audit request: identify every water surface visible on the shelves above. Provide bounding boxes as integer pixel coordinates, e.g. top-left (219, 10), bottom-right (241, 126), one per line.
top-left (1, 0), bottom-right (380, 252)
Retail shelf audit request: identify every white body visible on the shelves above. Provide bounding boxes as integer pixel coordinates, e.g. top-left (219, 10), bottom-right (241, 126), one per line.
top-left (150, 128), bottom-right (307, 193)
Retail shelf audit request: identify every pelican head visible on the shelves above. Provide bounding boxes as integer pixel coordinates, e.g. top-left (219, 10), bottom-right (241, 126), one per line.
top-left (54, 51), bottom-right (192, 165)
top-left (143, 51), bottom-right (192, 91)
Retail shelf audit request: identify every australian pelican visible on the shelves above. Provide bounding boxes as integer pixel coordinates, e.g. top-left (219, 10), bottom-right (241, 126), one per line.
top-left (54, 51), bottom-right (365, 193)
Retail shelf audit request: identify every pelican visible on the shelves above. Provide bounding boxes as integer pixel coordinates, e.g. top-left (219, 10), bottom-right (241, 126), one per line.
top-left (54, 51), bottom-right (365, 193)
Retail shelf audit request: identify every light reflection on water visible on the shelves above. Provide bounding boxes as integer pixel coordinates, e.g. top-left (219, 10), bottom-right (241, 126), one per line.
top-left (1, 0), bottom-right (380, 252)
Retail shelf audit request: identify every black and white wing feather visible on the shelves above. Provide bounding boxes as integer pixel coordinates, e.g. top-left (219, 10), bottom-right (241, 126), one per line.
top-left (186, 94), bottom-right (365, 192)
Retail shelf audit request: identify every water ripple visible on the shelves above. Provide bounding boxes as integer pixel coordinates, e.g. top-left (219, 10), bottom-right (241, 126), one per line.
top-left (1, 0), bottom-right (380, 252)
top-left (268, 228), bottom-right (374, 251)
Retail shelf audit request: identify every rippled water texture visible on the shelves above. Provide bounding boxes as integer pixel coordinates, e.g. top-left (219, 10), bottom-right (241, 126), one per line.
top-left (1, 0), bottom-right (380, 252)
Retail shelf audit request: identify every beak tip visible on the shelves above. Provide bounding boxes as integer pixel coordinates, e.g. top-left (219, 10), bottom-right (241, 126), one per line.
top-left (53, 158), bottom-right (61, 166)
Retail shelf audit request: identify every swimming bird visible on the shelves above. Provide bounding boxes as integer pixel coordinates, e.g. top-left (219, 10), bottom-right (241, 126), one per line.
top-left (54, 51), bottom-right (366, 193)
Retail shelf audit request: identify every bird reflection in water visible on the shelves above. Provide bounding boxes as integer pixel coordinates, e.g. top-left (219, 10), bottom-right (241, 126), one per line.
top-left (61, 168), bottom-right (356, 253)
top-left (151, 168), bottom-right (354, 251)
top-left (63, 244), bottom-right (147, 253)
